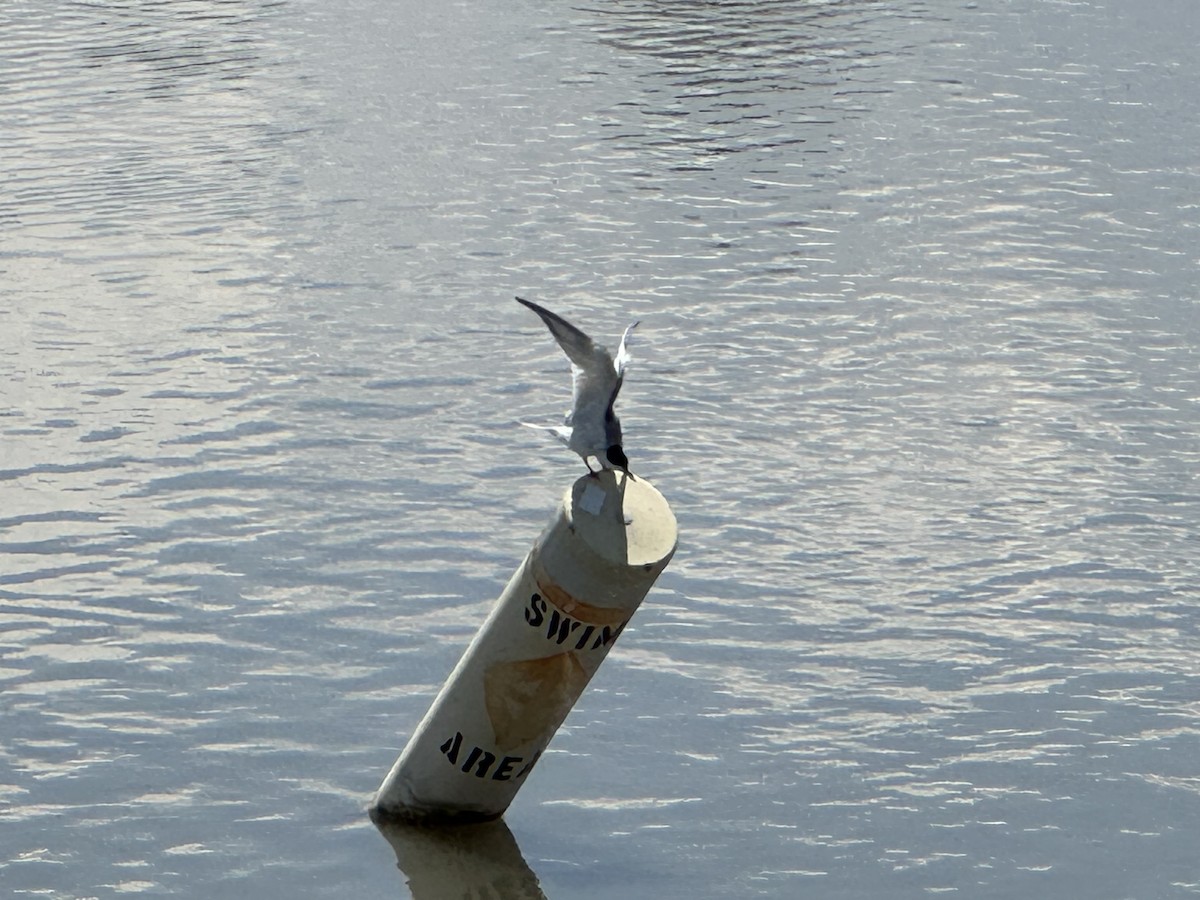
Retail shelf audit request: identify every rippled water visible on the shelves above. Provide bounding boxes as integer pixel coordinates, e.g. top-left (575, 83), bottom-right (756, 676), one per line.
top-left (3, 0), bottom-right (1198, 897)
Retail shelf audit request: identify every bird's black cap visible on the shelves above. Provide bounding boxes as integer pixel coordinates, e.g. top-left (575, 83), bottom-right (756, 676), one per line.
top-left (606, 444), bottom-right (630, 473)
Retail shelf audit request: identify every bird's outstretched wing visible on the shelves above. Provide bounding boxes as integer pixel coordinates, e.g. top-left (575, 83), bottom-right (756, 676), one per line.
top-left (518, 420), bottom-right (572, 447)
top-left (610, 320), bottom-right (639, 406)
top-left (516, 296), bottom-right (621, 425)
top-left (614, 321), bottom-right (638, 380)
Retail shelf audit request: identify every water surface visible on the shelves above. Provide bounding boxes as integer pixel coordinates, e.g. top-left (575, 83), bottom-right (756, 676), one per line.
top-left (2, 1), bottom-right (1198, 897)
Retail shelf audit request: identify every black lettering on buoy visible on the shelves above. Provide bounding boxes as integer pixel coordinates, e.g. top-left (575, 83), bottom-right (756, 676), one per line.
top-left (527, 600), bottom-right (631, 651)
top-left (546, 609), bottom-right (585, 645)
top-left (515, 751), bottom-right (541, 779)
top-left (524, 593), bottom-right (546, 627)
top-left (573, 624), bottom-right (596, 650)
top-left (492, 755), bottom-right (521, 781)
top-left (438, 738), bottom-right (544, 781)
top-left (590, 620), bottom-right (627, 650)
top-left (439, 732), bottom-right (463, 765)
top-left (461, 746), bottom-right (496, 777)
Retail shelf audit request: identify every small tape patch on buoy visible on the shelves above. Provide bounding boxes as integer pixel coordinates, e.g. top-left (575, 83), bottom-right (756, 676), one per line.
top-left (579, 481), bottom-right (606, 515)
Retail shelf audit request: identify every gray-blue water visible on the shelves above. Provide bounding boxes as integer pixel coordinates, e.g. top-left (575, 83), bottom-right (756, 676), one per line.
top-left (3, 1), bottom-right (1198, 897)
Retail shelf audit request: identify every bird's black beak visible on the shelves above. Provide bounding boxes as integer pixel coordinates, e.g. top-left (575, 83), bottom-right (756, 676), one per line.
top-left (606, 444), bottom-right (631, 476)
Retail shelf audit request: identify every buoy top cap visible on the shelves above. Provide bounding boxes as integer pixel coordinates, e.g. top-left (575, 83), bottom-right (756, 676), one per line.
top-left (566, 472), bottom-right (677, 569)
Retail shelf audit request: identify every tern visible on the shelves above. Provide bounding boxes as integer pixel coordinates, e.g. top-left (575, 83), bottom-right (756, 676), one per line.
top-left (516, 296), bottom-right (639, 476)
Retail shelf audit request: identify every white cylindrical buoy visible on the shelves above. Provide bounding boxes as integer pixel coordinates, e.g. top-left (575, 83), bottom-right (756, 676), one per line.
top-left (371, 469), bottom-right (677, 823)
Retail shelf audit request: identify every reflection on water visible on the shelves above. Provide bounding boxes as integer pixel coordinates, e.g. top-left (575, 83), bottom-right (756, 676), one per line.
top-left (2, 0), bottom-right (1199, 898)
top-left (374, 813), bottom-right (547, 900)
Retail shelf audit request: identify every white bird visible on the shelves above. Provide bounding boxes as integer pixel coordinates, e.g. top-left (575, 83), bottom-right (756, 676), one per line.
top-left (516, 296), bottom-right (639, 476)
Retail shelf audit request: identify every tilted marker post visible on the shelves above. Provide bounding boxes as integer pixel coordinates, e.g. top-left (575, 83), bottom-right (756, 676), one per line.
top-left (372, 469), bottom-right (677, 823)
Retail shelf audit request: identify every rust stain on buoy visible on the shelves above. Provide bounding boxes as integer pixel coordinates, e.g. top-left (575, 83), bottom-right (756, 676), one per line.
top-left (484, 652), bottom-right (589, 751)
